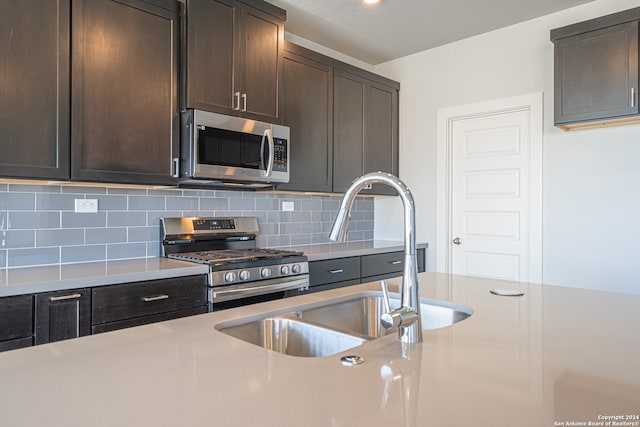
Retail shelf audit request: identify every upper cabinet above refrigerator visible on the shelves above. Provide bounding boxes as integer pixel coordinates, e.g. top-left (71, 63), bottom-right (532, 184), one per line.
top-left (182, 0), bottom-right (285, 125)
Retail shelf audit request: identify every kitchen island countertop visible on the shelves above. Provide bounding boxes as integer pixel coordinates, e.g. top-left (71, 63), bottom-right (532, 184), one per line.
top-left (0, 272), bottom-right (637, 426)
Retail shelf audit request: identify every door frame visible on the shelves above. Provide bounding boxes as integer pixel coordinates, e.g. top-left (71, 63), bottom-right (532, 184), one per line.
top-left (435, 93), bottom-right (543, 283)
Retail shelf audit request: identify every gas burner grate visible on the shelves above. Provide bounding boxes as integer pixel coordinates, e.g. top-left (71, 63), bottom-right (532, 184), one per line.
top-left (168, 248), bottom-right (305, 265)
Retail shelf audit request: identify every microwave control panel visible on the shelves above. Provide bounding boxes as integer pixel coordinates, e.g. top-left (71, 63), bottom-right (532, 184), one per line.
top-left (274, 139), bottom-right (288, 172)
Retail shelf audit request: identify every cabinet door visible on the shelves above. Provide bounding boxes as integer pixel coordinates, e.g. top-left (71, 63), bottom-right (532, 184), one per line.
top-left (554, 21), bottom-right (639, 125)
top-left (238, 3), bottom-right (283, 123)
top-left (0, 0), bottom-right (69, 180)
top-left (333, 71), bottom-right (365, 193)
top-left (279, 50), bottom-right (333, 192)
top-left (35, 289), bottom-right (91, 345)
top-left (364, 83), bottom-right (399, 196)
top-left (0, 295), bottom-right (33, 347)
top-left (71, 0), bottom-right (180, 185)
top-left (184, 0), bottom-right (238, 114)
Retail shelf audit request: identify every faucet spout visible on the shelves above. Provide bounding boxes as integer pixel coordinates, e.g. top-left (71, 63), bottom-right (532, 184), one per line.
top-left (329, 172), bottom-right (422, 343)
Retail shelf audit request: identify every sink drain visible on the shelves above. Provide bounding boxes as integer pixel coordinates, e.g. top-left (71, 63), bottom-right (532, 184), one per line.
top-left (340, 355), bottom-right (364, 366)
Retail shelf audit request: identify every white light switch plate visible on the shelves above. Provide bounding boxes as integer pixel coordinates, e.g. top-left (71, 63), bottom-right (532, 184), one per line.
top-left (282, 201), bottom-right (295, 211)
top-left (75, 199), bottom-right (98, 213)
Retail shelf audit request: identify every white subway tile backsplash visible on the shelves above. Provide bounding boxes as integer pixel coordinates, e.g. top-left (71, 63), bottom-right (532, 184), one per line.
top-left (0, 185), bottom-right (374, 267)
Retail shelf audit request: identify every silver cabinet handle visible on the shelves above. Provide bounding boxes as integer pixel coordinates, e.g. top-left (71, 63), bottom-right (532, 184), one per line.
top-left (453, 237), bottom-right (462, 245)
top-left (172, 157), bottom-right (179, 178)
top-left (241, 93), bottom-right (247, 112)
top-left (142, 294), bottom-right (169, 302)
top-left (329, 269), bottom-right (344, 274)
top-left (389, 260), bottom-right (402, 265)
top-left (50, 293), bottom-right (82, 302)
top-left (632, 88), bottom-right (636, 108)
top-left (234, 92), bottom-right (241, 111)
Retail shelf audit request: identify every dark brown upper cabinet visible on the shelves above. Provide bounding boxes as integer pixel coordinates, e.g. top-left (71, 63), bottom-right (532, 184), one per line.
top-left (279, 45), bottom-right (334, 192)
top-left (333, 68), bottom-right (399, 196)
top-left (0, 0), bottom-right (70, 180)
top-left (552, 8), bottom-right (640, 131)
top-left (279, 42), bottom-right (399, 196)
top-left (183, 0), bottom-right (285, 124)
top-left (71, 0), bottom-right (181, 185)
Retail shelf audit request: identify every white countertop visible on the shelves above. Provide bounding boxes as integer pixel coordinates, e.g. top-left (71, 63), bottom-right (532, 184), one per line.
top-left (295, 240), bottom-right (428, 261)
top-left (0, 258), bottom-right (210, 297)
top-left (0, 241), bottom-right (427, 297)
top-left (0, 272), bottom-right (637, 426)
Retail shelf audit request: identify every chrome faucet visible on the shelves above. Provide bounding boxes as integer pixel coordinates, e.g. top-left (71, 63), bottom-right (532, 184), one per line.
top-left (329, 172), bottom-right (422, 344)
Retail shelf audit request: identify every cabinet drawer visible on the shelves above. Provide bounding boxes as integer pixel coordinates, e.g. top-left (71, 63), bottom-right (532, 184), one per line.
top-left (361, 251), bottom-right (405, 278)
top-left (0, 295), bottom-right (33, 342)
top-left (0, 337), bottom-right (33, 353)
top-left (362, 249), bottom-right (426, 278)
top-left (309, 257), bottom-right (360, 286)
top-left (92, 275), bottom-right (207, 325)
top-left (92, 306), bottom-right (207, 334)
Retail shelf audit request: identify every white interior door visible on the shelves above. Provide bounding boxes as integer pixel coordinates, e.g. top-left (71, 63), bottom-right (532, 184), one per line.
top-left (437, 93), bottom-right (542, 283)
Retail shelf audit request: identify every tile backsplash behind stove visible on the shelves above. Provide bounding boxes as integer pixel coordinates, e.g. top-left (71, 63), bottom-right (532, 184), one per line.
top-left (0, 183), bottom-right (374, 269)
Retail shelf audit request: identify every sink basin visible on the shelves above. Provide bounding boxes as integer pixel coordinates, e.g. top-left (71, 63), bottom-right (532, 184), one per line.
top-left (216, 291), bottom-right (473, 358)
top-left (297, 295), bottom-right (473, 338)
top-left (218, 317), bottom-right (368, 357)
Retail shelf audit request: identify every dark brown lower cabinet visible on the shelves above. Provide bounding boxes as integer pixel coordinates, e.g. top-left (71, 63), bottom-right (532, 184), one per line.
top-left (35, 289), bottom-right (91, 345)
top-left (297, 249), bottom-right (426, 296)
top-left (0, 295), bottom-right (33, 352)
top-left (91, 275), bottom-right (208, 334)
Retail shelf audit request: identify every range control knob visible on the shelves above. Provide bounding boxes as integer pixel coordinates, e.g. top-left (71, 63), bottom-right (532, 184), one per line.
top-left (239, 270), bottom-right (250, 281)
top-left (260, 267), bottom-right (272, 278)
top-left (292, 264), bottom-right (301, 274)
top-left (224, 272), bottom-right (237, 282)
top-left (280, 265), bottom-right (290, 275)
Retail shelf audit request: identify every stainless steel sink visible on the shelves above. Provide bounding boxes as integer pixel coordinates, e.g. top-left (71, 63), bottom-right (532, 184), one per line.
top-left (216, 292), bottom-right (473, 358)
top-left (218, 316), bottom-right (368, 357)
top-left (296, 295), bottom-right (473, 338)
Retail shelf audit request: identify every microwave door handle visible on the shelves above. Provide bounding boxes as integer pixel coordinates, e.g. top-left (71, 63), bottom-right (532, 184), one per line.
top-left (263, 128), bottom-right (274, 177)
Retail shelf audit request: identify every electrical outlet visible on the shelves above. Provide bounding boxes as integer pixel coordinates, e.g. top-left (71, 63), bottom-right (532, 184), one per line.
top-left (282, 201), bottom-right (295, 211)
top-left (75, 199), bottom-right (98, 213)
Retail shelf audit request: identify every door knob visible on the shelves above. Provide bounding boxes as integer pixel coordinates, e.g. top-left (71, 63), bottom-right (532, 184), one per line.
top-left (452, 237), bottom-right (462, 245)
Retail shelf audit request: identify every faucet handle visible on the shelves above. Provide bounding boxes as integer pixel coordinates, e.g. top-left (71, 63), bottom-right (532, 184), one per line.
top-left (380, 280), bottom-right (401, 329)
top-left (380, 280), bottom-right (419, 330)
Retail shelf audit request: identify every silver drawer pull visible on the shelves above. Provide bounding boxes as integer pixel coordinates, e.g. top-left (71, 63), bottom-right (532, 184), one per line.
top-left (389, 260), bottom-right (402, 265)
top-left (50, 293), bottom-right (82, 302)
top-left (142, 294), bottom-right (170, 302)
top-left (329, 269), bottom-right (344, 274)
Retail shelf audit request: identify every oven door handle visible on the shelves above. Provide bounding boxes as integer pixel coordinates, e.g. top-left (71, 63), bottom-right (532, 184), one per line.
top-left (260, 128), bottom-right (274, 178)
top-left (210, 276), bottom-right (309, 302)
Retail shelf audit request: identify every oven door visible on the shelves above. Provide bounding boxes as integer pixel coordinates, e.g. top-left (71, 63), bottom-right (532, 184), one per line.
top-left (209, 275), bottom-right (309, 310)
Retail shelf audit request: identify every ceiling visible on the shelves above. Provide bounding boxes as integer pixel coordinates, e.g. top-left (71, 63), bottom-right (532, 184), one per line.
top-left (267, 0), bottom-right (597, 64)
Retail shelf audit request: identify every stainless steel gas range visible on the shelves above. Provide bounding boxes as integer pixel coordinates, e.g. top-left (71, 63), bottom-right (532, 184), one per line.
top-left (161, 217), bottom-right (309, 311)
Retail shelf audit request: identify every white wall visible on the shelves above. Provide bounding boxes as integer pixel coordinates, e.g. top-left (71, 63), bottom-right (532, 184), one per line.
top-left (373, 0), bottom-right (640, 294)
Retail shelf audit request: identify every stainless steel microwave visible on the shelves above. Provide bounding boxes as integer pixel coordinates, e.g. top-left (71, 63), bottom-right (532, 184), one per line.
top-left (181, 110), bottom-right (290, 185)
